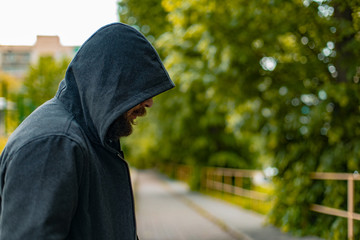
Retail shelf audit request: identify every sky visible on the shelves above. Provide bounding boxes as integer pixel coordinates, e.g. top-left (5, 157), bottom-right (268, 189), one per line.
top-left (0, 0), bottom-right (119, 46)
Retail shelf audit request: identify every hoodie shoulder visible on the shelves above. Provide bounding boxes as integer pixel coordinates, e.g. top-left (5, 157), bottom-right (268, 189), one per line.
top-left (3, 99), bottom-right (87, 159)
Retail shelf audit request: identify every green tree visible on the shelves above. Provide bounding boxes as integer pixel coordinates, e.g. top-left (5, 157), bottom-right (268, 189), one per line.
top-left (119, 0), bottom-right (360, 238)
top-left (118, 0), bottom-right (170, 40)
top-left (0, 72), bottom-right (22, 134)
top-left (22, 56), bottom-right (69, 115)
top-left (119, 0), bottom-right (259, 179)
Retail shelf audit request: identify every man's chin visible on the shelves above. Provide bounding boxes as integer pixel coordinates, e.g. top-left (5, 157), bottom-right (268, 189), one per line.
top-left (120, 127), bottom-right (133, 138)
top-left (106, 115), bottom-right (134, 140)
top-left (118, 122), bottom-right (133, 138)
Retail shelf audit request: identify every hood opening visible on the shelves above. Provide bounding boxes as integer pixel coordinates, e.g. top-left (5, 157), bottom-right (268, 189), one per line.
top-left (56, 23), bottom-right (175, 146)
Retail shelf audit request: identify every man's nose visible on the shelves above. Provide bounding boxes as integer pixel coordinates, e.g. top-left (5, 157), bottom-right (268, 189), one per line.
top-left (141, 98), bottom-right (153, 108)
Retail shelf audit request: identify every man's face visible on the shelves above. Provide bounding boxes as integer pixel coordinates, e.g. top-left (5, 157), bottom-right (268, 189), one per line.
top-left (106, 98), bottom-right (153, 140)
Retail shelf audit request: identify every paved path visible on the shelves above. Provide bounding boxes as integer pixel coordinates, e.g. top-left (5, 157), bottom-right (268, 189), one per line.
top-left (133, 170), bottom-right (323, 240)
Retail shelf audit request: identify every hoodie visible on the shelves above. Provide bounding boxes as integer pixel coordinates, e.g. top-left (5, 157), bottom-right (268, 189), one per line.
top-left (0, 23), bottom-right (175, 240)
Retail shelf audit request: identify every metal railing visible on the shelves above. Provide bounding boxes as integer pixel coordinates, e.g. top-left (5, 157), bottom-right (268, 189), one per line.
top-left (203, 167), bottom-right (270, 201)
top-left (310, 172), bottom-right (360, 240)
top-left (161, 164), bottom-right (193, 182)
top-left (161, 165), bottom-right (360, 239)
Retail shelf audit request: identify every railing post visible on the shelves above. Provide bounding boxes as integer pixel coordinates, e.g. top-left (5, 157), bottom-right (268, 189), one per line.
top-left (205, 168), bottom-right (209, 190)
top-left (231, 171), bottom-right (235, 195)
top-left (221, 169), bottom-right (225, 194)
top-left (348, 176), bottom-right (354, 240)
top-left (208, 168), bottom-right (213, 190)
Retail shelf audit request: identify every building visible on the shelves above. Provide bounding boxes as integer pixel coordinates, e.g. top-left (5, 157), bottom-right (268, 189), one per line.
top-left (0, 36), bottom-right (78, 136)
top-left (0, 35), bottom-right (78, 79)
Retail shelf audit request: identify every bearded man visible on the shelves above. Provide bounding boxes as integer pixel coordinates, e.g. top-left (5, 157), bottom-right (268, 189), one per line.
top-left (0, 23), bottom-right (174, 240)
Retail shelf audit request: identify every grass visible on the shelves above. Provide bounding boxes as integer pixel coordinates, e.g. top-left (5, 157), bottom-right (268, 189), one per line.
top-left (200, 188), bottom-right (273, 215)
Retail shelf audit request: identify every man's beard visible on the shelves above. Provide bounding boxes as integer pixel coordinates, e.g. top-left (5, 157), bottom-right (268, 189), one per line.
top-left (106, 107), bottom-right (146, 141)
top-left (106, 114), bottom-right (133, 141)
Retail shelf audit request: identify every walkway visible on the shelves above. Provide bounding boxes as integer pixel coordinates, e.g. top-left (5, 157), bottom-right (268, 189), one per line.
top-left (133, 169), bottom-right (323, 240)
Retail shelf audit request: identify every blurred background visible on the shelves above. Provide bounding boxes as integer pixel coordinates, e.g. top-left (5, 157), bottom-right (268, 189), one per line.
top-left (1, 0), bottom-right (360, 239)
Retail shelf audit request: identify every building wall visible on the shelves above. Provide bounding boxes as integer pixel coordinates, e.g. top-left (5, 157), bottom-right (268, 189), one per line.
top-left (0, 36), bottom-right (78, 79)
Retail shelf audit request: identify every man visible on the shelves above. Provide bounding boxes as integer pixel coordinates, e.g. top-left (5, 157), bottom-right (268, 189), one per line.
top-left (0, 23), bottom-right (175, 239)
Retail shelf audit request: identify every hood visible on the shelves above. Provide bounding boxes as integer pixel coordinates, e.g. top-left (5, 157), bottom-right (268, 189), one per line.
top-left (56, 23), bottom-right (175, 146)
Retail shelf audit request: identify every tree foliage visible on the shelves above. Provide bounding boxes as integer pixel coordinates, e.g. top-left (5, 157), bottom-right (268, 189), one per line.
top-left (0, 72), bottom-right (22, 134)
top-left (119, 0), bottom-right (360, 238)
top-left (22, 56), bottom-right (69, 114)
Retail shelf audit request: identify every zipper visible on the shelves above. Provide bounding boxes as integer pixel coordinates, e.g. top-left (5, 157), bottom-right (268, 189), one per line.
top-left (115, 151), bottom-right (138, 240)
top-left (117, 152), bottom-right (125, 160)
top-left (105, 140), bottom-right (138, 239)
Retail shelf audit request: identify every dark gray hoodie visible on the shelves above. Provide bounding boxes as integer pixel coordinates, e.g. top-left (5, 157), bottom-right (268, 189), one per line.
top-left (0, 23), bottom-right (174, 240)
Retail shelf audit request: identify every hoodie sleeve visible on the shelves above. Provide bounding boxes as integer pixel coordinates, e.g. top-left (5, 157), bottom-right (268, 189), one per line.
top-left (0, 135), bottom-right (85, 240)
